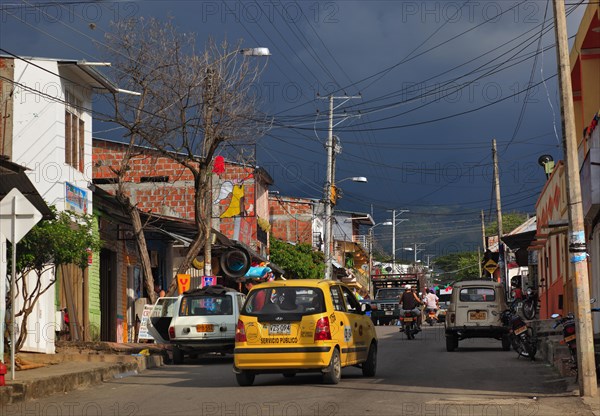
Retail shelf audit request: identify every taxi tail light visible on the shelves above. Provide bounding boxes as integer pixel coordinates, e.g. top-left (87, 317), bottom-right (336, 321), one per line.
top-left (168, 326), bottom-right (175, 339)
top-left (565, 326), bottom-right (575, 335)
top-left (314, 317), bottom-right (332, 341)
top-left (235, 319), bottom-right (247, 342)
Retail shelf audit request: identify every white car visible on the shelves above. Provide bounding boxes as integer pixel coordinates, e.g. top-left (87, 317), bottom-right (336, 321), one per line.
top-left (148, 285), bottom-right (245, 364)
top-left (444, 280), bottom-right (509, 352)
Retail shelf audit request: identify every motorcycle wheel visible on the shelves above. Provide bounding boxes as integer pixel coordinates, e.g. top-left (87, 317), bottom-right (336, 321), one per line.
top-left (523, 301), bottom-right (536, 320)
top-left (406, 325), bottom-right (414, 340)
top-left (516, 333), bottom-right (535, 359)
top-left (511, 336), bottom-right (527, 357)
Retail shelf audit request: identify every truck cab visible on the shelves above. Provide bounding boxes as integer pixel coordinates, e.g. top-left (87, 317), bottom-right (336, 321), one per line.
top-left (369, 274), bottom-right (420, 325)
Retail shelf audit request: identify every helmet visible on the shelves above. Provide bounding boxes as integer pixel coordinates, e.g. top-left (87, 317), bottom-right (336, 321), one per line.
top-left (405, 285), bottom-right (412, 290)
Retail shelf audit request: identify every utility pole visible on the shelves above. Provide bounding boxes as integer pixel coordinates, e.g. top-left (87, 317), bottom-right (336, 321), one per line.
top-left (323, 95), bottom-right (334, 280)
top-left (552, 0), bottom-right (597, 397)
top-left (481, 210), bottom-right (487, 278)
top-left (392, 209), bottom-right (396, 272)
top-left (323, 94), bottom-right (360, 280)
top-left (368, 227), bottom-right (374, 298)
top-left (480, 210), bottom-right (486, 252)
top-left (492, 139), bottom-right (506, 291)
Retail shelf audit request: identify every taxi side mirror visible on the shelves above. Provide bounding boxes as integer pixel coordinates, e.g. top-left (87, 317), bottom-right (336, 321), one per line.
top-left (361, 303), bottom-right (372, 313)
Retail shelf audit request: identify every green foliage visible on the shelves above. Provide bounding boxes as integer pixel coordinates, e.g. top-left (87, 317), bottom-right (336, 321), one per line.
top-left (12, 208), bottom-right (101, 274)
top-left (486, 212), bottom-right (529, 236)
top-left (456, 252), bottom-right (480, 279)
top-left (436, 251), bottom-right (480, 280)
top-left (269, 238), bottom-right (325, 279)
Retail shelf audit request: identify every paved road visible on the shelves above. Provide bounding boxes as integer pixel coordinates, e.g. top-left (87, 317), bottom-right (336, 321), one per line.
top-left (14, 326), bottom-right (596, 416)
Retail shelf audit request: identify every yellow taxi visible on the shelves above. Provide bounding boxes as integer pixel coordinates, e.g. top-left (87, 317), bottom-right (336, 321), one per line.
top-left (233, 279), bottom-right (377, 386)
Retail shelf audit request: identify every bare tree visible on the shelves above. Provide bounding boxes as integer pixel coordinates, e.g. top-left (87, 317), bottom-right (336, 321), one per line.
top-left (100, 18), bottom-right (268, 300)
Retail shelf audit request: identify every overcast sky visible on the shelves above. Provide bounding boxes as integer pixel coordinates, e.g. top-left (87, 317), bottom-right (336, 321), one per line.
top-left (0, 0), bottom-right (588, 260)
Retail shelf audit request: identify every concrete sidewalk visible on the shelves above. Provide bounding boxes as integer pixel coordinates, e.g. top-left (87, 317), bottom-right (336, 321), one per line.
top-left (1, 342), bottom-right (168, 406)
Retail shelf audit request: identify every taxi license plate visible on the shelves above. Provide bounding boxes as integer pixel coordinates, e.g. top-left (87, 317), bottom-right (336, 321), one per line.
top-left (469, 311), bottom-right (487, 320)
top-left (565, 334), bottom-right (576, 343)
top-left (403, 317), bottom-right (414, 322)
top-left (269, 324), bottom-right (291, 335)
top-left (385, 311), bottom-right (393, 315)
top-left (514, 326), bottom-right (527, 335)
top-left (196, 324), bottom-right (214, 332)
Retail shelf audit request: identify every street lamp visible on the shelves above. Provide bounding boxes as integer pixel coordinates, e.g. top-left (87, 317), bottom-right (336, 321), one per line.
top-left (203, 46), bottom-right (270, 278)
top-left (386, 209), bottom-right (409, 273)
top-left (403, 243), bottom-right (426, 264)
top-left (368, 221), bottom-right (392, 297)
top-left (324, 177), bottom-right (368, 280)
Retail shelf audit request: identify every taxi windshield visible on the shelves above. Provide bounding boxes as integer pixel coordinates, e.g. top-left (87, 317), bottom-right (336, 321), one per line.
top-left (243, 287), bottom-right (325, 315)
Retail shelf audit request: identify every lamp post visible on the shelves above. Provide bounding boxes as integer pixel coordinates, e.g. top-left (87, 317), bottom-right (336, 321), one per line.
top-left (203, 47), bottom-right (270, 278)
top-left (368, 221), bottom-right (392, 297)
top-left (386, 209), bottom-right (409, 273)
top-left (403, 243), bottom-right (426, 263)
top-left (324, 176), bottom-right (368, 280)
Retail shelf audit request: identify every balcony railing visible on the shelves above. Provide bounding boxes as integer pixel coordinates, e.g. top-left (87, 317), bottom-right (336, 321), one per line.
top-left (352, 234), bottom-right (368, 251)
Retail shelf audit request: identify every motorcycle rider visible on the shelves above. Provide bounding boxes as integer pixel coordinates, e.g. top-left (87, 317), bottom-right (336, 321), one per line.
top-left (424, 289), bottom-right (439, 320)
top-left (398, 285), bottom-right (422, 332)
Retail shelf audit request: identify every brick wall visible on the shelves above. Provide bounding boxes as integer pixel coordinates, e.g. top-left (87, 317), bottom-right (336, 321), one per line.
top-left (93, 139), bottom-right (262, 249)
top-left (269, 196), bottom-right (314, 244)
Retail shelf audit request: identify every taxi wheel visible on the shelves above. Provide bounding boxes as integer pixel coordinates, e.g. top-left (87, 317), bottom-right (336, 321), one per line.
top-left (172, 346), bottom-right (184, 365)
top-left (236, 371), bottom-right (255, 386)
top-left (362, 343), bottom-right (377, 377)
top-left (322, 348), bottom-right (341, 385)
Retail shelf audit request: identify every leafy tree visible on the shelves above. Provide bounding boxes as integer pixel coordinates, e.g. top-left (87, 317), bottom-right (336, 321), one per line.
top-left (6, 208), bottom-right (100, 351)
top-left (269, 239), bottom-right (325, 280)
top-left (435, 251), bottom-right (480, 281)
top-left (455, 252), bottom-right (480, 280)
top-left (485, 212), bottom-right (529, 236)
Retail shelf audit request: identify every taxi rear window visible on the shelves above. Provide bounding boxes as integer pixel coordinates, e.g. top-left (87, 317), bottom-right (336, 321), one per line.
top-left (459, 287), bottom-right (495, 302)
top-left (243, 287), bottom-right (325, 315)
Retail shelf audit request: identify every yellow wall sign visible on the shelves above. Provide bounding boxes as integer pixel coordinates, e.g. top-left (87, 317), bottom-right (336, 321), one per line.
top-left (177, 274), bottom-right (191, 294)
top-left (484, 260), bottom-right (498, 274)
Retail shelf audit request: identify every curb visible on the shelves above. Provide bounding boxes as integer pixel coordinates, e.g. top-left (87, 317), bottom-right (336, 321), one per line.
top-left (0, 354), bottom-right (163, 406)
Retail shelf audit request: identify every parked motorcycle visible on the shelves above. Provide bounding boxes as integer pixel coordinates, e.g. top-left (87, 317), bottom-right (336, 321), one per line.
top-left (401, 310), bottom-right (419, 340)
top-left (425, 308), bottom-right (438, 326)
top-left (500, 302), bottom-right (537, 360)
top-left (551, 299), bottom-right (600, 379)
top-left (522, 287), bottom-right (538, 320)
top-left (551, 312), bottom-right (578, 376)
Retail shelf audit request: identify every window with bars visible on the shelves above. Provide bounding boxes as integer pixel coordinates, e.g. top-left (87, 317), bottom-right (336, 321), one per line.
top-left (65, 89), bottom-right (85, 172)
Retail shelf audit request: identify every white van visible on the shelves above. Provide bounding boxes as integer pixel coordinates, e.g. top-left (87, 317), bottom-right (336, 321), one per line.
top-left (444, 280), bottom-right (509, 352)
top-left (148, 285), bottom-right (245, 364)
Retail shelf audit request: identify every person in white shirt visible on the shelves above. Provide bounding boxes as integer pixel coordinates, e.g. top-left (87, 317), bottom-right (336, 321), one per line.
top-left (424, 289), bottom-right (439, 313)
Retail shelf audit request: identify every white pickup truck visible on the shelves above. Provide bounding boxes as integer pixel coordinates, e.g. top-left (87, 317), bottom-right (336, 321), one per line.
top-left (148, 285), bottom-right (246, 364)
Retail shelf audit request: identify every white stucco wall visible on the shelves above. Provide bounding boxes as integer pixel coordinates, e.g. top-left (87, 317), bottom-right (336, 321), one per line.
top-left (11, 58), bottom-right (94, 214)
